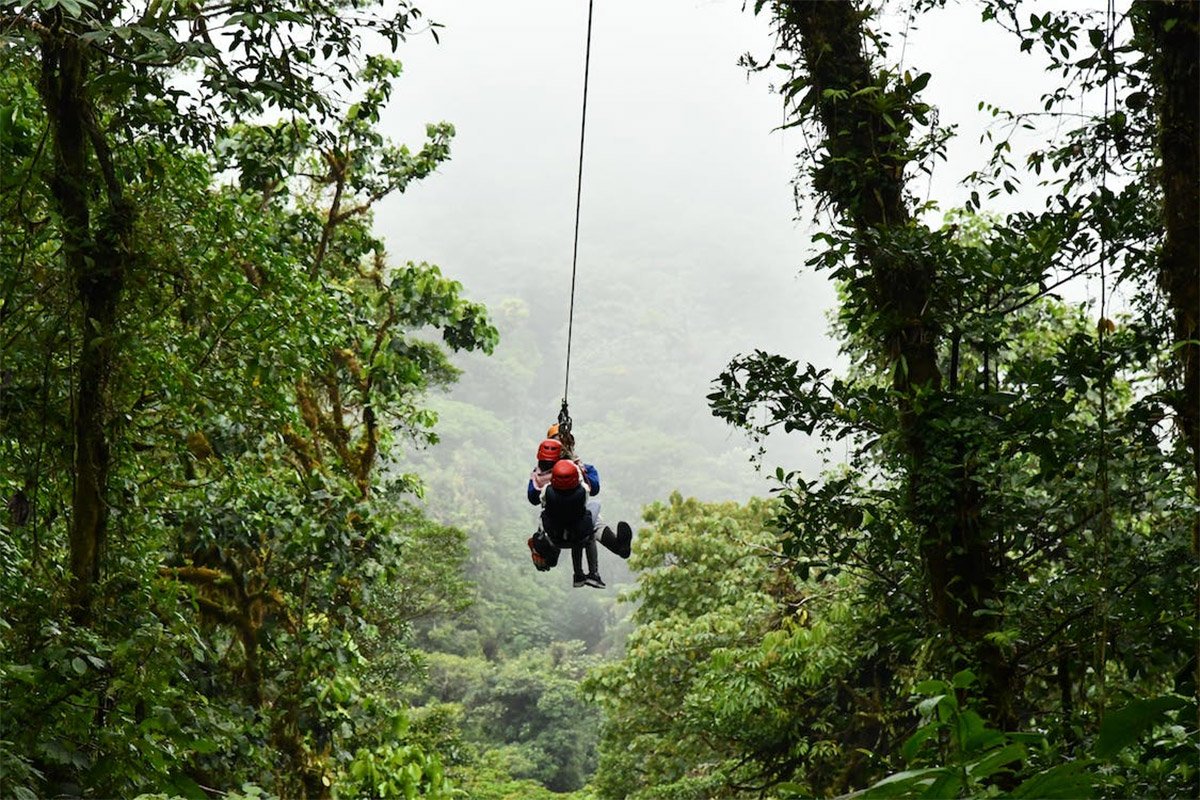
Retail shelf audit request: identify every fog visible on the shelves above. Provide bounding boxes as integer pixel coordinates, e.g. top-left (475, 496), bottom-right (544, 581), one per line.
top-left (378, 0), bottom-right (1117, 514)
top-left (380, 0), bottom-right (837, 509)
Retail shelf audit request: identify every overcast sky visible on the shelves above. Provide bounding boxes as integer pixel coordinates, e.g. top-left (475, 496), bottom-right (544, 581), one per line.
top-left (377, 0), bottom-right (1115, 482)
top-left (379, 0), bottom-right (834, 355)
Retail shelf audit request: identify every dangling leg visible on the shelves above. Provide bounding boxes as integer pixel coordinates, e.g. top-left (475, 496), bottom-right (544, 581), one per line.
top-left (590, 496), bottom-right (632, 560)
top-left (579, 500), bottom-right (606, 588)
top-left (587, 498), bottom-right (632, 558)
top-left (585, 539), bottom-right (598, 573)
top-left (571, 547), bottom-right (586, 588)
top-left (617, 520), bottom-right (632, 556)
top-left (599, 522), bottom-right (632, 559)
top-left (583, 538), bottom-right (604, 588)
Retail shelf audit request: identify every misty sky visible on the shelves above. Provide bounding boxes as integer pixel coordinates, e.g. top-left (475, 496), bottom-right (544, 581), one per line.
top-left (377, 0), bottom-right (1115, 488)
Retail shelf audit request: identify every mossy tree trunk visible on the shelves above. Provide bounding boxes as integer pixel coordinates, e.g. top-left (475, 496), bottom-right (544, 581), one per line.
top-left (1140, 1), bottom-right (1199, 545)
top-left (777, 0), bottom-right (1008, 720)
top-left (1137, 0), bottom-right (1199, 726)
top-left (37, 20), bottom-right (132, 622)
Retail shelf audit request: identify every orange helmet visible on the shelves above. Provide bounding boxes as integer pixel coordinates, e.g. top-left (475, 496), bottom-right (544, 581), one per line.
top-left (537, 438), bottom-right (563, 462)
top-left (551, 460), bottom-right (580, 491)
top-left (546, 423), bottom-right (560, 439)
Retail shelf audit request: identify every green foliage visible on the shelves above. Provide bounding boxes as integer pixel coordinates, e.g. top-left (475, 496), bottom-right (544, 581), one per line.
top-left (0, 4), bottom-right (497, 795)
top-left (859, 681), bottom-right (1198, 800)
top-left (3, 1), bottom-right (1196, 798)
top-left (1093, 694), bottom-right (1198, 798)
top-left (858, 672), bottom-right (1096, 799)
top-left (1095, 695), bottom-right (1189, 759)
top-left (586, 494), bottom-right (884, 798)
top-left (696, 1), bottom-right (1198, 797)
top-left (339, 734), bottom-right (452, 799)
top-left (1, 0), bottom-right (432, 146)
top-left (452, 749), bottom-right (593, 800)
top-left (416, 643), bottom-right (603, 793)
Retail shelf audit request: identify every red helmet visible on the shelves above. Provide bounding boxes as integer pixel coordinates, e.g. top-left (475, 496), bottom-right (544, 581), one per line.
top-left (537, 438), bottom-right (563, 462)
top-left (551, 460), bottom-right (580, 491)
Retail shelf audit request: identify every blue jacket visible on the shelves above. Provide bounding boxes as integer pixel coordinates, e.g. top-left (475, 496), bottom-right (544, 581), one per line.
top-left (527, 462), bottom-right (600, 505)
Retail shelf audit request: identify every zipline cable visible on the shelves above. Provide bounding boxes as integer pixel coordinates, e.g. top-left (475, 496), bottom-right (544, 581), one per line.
top-left (560, 0), bottom-right (595, 436)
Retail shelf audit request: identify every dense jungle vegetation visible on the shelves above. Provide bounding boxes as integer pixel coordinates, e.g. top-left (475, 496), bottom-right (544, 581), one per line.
top-left (1, 0), bottom-right (1196, 798)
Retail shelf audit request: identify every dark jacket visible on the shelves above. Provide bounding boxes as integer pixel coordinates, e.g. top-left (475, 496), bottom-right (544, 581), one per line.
top-left (540, 485), bottom-right (594, 547)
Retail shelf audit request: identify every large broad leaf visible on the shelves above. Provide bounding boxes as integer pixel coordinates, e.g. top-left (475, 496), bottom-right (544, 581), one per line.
top-left (950, 669), bottom-right (977, 689)
top-left (1008, 760), bottom-right (1095, 799)
top-left (920, 770), bottom-right (963, 799)
top-left (957, 709), bottom-right (1005, 753)
top-left (901, 724), bottom-right (938, 762)
top-left (966, 742), bottom-right (1025, 780)
top-left (863, 767), bottom-right (946, 798)
top-left (167, 774), bottom-right (209, 800)
top-left (1095, 695), bottom-right (1188, 758)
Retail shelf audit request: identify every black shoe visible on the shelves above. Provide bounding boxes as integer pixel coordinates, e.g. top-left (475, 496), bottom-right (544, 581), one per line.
top-left (599, 524), bottom-right (632, 559)
top-left (573, 573), bottom-right (587, 588)
top-left (616, 521), bottom-right (633, 558)
top-left (584, 573), bottom-right (606, 589)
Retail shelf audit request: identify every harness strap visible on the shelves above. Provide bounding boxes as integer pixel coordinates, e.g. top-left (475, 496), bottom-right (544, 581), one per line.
top-left (557, 398), bottom-right (575, 454)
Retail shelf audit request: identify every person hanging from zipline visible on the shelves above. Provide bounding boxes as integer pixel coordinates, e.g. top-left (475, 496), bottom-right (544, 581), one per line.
top-left (526, 427), bottom-right (632, 588)
top-left (527, 0), bottom-right (630, 586)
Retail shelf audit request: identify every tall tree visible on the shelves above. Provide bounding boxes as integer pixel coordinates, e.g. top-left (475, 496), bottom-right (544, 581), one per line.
top-left (1134, 0), bottom-right (1199, 545)
top-left (2, 3), bottom-right (498, 795)
top-left (743, 0), bottom-right (1004, 711)
top-left (2, 0), bottom-right (425, 619)
top-left (711, 0), bottom-right (1197, 743)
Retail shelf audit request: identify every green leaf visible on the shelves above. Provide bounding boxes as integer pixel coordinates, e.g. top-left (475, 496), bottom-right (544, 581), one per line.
top-left (917, 693), bottom-right (955, 721)
top-left (951, 669), bottom-right (976, 689)
top-left (71, 656), bottom-right (87, 675)
top-left (1095, 695), bottom-right (1187, 758)
top-left (7, 663), bottom-right (37, 683)
top-left (957, 710), bottom-right (1004, 753)
top-left (1009, 761), bottom-right (1095, 799)
top-left (190, 738), bottom-right (220, 755)
top-left (920, 770), bottom-right (962, 799)
top-left (168, 774), bottom-right (209, 800)
top-left (966, 742), bottom-right (1025, 779)
top-left (864, 766), bottom-right (945, 797)
top-left (901, 723), bottom-right (937, 762)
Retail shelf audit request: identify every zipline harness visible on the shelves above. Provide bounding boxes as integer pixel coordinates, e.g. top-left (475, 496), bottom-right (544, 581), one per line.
top-left (558, 0), bottom-right (595, 445)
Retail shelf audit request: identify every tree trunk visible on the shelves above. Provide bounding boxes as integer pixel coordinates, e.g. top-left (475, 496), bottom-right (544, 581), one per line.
top-left (39, 30), bottom-right (127, 621)
top-left (1142, 0), bottom-right (1199, 547)
top-left (1138, 0), bottom-right (1200, 726)
top-left (778, 0), bottom-right (1006, 717)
